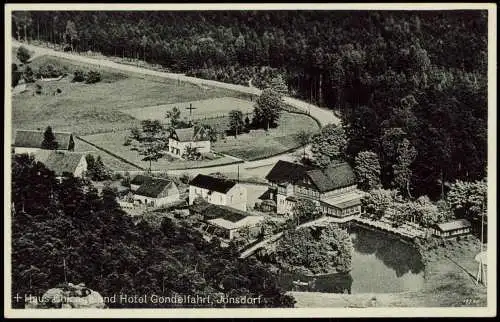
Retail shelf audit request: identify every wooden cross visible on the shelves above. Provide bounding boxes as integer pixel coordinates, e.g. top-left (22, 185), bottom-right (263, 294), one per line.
top-left (186, 103), bottom-right (196, 123)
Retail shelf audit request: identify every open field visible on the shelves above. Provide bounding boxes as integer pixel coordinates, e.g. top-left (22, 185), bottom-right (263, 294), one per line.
top-left (73, 137), bottom-right (140, 171)
top-left (212, 112), bottom-right (319, 160)
top-left (81, 111), bottom-right (318, 166)
top-left (11, 55), bottom-right (250, 136)
top-left (289, 236), bottom-right (488, 308)
top-left (80, 130), bottom-right (239, 171)
top-left (122, 97), bottom-right (254, 122)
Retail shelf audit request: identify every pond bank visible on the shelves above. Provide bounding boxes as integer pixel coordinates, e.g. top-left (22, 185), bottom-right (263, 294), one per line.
top-left (287, 235), bottom-right (487, 307)
top-left (288, 290), bottom-right (419, 308)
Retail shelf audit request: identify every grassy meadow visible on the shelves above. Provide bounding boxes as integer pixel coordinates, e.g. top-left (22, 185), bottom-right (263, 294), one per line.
top-left (122, 97), bottom-right (255, 122)
top-left (212, 112), bottom-right (319, 160)
top-left (82, 110), bottom-right (319, 166)
top-left (73, 137), bottom-right (140, 171)
top-left (13, 54), bottom-right (319, 170)
top-left (11, 55), bottom-right (249, 136)
top-left (81, 130), bottom-right (238, 171)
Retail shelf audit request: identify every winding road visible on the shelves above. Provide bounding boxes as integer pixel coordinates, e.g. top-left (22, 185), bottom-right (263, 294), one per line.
top-left (12, 40), bottom-right (340, 177)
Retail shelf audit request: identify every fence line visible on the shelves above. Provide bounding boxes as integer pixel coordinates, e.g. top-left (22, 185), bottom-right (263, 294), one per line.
top-left (75, 136), bottom-right (145, 171)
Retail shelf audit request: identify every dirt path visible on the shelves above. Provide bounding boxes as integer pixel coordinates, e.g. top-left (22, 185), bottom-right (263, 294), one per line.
top-left (12, 40), bottom-right (339, 176)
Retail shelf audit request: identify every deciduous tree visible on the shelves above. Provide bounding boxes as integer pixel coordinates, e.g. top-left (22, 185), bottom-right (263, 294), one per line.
top-left (228, 110), bottom-right (244, 138)
top-left (393, 139), bottom-right (417, 198)
top-left (447, 178), bottom-right (487, 219)
top-left (354, 151), bottom-right (382, 191)
top-left (362, 188), bottom-right (400, 219)
top-left (310, 124), bottom-right (347, 168)
top-left (253, 88), bottom-right (282, 131)
top-left (292, 198), bottom-right (320, 225)
top-left (141, 119), bottom-right (164, 141)
top-left (139, 140), bottom-right (166, 172)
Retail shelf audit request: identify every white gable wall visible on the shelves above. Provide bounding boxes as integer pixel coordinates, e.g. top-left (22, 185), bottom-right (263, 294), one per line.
top-left (189, 183), bottom-right (247, 211)
top-left (73, 157), bottom-right (88, 178)
top-left (168, 139), bottom-right (210, 158)
top-left (14, 147), bottom-right (41, 155)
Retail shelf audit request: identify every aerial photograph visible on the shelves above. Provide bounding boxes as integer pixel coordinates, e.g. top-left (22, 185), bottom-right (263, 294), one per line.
top-left (5, 4), bottom-right (495, 317)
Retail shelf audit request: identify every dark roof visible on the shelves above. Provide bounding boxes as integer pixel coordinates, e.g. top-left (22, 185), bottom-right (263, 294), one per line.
top-left (265, 160), bottom-right (313, 184)
top-left (306, 163), bottom-right (356, 192)
top-left (14, 129), bottom-right (73, 149)
top-left (258, 187), bottom-right (276, 201)
top-left (189, 174), bottom-right (237, 194)
top-left (265, 160), bottom-right (356, 193)
top-left (190, 203), bottom-right (248, 222)
top-left (134, 178), bottom-right (175, 198)
top-left (34, 150), bottom-right (85, 176)
top-left (131, 174), bottom-right (153, 186)
top-left (435, 219), bottom-right (471, 232)
top-left (170, 127), bottom-right (208, 142)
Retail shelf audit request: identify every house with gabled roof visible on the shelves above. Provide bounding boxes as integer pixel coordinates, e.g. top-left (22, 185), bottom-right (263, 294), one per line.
top-left (188, 174), bottom-right (247, 211)
top-left (34, 150), bottom-right (87, 178)
top-left (132, 176), bottom-right (180, 208)
top-left (13, 129), bottom-right (75, 155)
top-left (431, 219), bottom-right (472, 239)
top-left (265, 160), bottom-right (364, 217)
top-left (130, 174), bottom-right (153, 192)
top-left (168, 127), bottom-right (210, 158)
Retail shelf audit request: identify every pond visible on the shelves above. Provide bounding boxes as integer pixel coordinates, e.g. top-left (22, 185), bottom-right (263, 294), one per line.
top-left (278, 224), bottom-right (425, 294)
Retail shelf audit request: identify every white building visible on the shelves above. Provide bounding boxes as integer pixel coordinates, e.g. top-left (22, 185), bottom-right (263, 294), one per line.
top-left (168, 127), bottom-right (210, 159)
top-left (13, 129), bottom-right (76, 155)
top-left (132, 177), bottom-right (180, 207)
top-left (188, 174), bottom-right (247, 211)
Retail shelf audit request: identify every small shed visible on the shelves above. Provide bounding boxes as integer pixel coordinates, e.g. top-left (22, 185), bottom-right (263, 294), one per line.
top-left (190, 202), bottom-right (263, 240)
top-left (432, 219), bottom-right (472, 238)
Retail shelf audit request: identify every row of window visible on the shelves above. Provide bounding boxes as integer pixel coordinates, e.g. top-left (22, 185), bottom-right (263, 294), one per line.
top-left (322, 185), bottom-right (355, 198)
top-left (321, 205), bottom-right (361, 216)
top-left (295, 185), bottom-right (320, 198)
top-left (437, 228), bottom-right (471, 236)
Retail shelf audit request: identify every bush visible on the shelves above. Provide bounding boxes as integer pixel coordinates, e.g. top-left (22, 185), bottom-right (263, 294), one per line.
top-left (179, 173), bottom-right (191, 184)
top-left (17, 46), bottom-right (31, 64)
top-left (85, 70), bottom-right (101, 84)
top-left (112, 172), bottom-right (124, 180)
top-left (73, 69), bottom-right (85, 82)
top-left (23, 66), bottom-right (35, 83)
top-left (36, 64), bottom-right (63, 79)
top-left (123, 137), bottom-right (132, 146)
top-left (35, 84), bottom-right (42, 95)
top-left (163, 154), bottom-right (175, 162)
top-left (56, 88), bottom-right (62, 94)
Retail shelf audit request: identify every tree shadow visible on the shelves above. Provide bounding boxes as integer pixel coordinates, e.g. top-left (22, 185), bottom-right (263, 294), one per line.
top-left (350, 226), bottom-right (424, 277)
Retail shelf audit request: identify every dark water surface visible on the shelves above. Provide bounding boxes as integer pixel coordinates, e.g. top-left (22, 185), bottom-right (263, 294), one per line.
top-left (278, 225), bottom-right (425, 294)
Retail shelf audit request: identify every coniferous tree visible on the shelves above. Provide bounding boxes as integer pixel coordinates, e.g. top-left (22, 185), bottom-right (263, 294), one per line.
top-left (41, 126), bottom-right (58, 150)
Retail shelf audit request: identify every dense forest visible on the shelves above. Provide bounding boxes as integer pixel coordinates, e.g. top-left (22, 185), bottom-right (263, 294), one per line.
top-left (12, 10), bottom-right (488, 197)
top-left (11, 154), bottom-right (295, 308)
